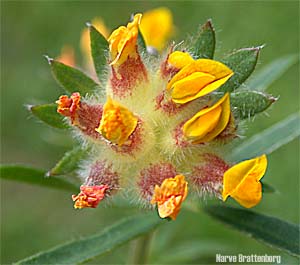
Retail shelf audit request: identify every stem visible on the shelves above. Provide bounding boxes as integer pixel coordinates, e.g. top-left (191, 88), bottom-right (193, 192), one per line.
top-left (128, 231), bottom-right (154, 264)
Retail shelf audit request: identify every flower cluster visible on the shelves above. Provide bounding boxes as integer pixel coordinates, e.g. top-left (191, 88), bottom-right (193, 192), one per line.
top-left (51, 8), bottom-right (273, 220)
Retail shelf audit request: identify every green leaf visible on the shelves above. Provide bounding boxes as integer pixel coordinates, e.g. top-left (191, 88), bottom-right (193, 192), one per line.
top-left (89, 24), bottom-right (109, 82)
top-left (48, 146), bottom-right (88, 176)
top-left (204, 205), bottom-right (300, 256)
top-left (46, 57), bottom-right (99, 95)
top-left (16, 213), bottom-right (164, 265)
top-left (29, 103), bottom-right (69, 129)
top-left (262, 182), bottom-right (276, 193)
top-left (152, 240), bottom-right (232, 264)
top-left (138, 29), bottom-right (147, 52)
top-left (0, 165), bottom-right (77, 192)
top-left (229, 113), bottom-right (300, 161)
top-left (230, 91), bottom-right (276, 119)
top-left (247, 54), bottom-right (298, 91)
top-left (220, 47), bottom-right (261, 92)
top-left (192, 19), bottom-right (215, 59)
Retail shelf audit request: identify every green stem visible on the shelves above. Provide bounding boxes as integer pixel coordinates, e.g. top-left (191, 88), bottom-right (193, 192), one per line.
top-left (128, 231), bottom-right (154, 264)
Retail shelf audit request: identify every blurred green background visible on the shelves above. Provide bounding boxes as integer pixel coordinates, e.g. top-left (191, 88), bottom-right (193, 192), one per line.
top-left (1, 1), bottom-right (299, 264)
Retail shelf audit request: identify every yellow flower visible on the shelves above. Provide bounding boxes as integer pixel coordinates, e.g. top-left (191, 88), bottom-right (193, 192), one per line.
top-left (96, 97), bottom-right (138, 146)
top-left (167, 52), bottom-right (233, 104)
top-left (151, 175), bottom-right (188, 220)
top-left (140, 7), bottom-right (174, 51)
top-left (222, 154), bottom-right (268, 208)
top-left (183, 93), bottom-right (231, 143)
top-left (168, 51), bottom-right (194, 69)
top-left (108, 13), bottom-right (141, 66)
top-left (80, 17), bottom-right (110, 60)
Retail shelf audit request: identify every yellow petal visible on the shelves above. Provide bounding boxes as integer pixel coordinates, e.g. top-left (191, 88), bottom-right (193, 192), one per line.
top-left (140, 7), bottom-right (174, 51)
top-left (151, 174), bottom-right (188, 220)
top-left (171, 72), bottom-right (216, 104)
top-left (96, 97), bottom-right (138, 146)
top-left (222, 154), bottom-right (268, 208)
top-left (168, 51), bottom-right (194, 69)
top-left (167, 59), bottom-right (233, 103)
top-left (183, 93), bottom-right (231, 143)
top-left (108, 14), bottom-right (141, 66)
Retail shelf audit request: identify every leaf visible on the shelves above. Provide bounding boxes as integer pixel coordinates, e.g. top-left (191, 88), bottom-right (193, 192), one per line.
top-left (220, 47), bottom-right (261, 92)
top-left (262, 182), bottom-right (276, 193)
top-left (138, 29), bottom-right (147, 53)
top-left (0, 165), bottom-right (77, 192)
top-left (204, 205), bottom-right (300, 256)
top-left (230, 91), bottom-right (276, 119)
top-left (229, 113), bottom-right (300, 161)
top-left (192, 19), bottom-right (216, 59)
top-left (48, 146), bottom-right (88, 176)
top-left (89, 24), bottom-right (109, 82)
top-left (16, 213), bottom-right (164, 265)
top-left (29, 103), bottom-right (69, 129)
top-left (46, 57), bottom-right (99, 95)
top-left (152, 240), bottom-right (232, 264)
top-left (247, 54), bottom-right (298, 91)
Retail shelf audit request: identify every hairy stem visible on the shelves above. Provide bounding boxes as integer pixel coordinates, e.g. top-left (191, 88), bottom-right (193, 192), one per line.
top-left (128, 231), bottom-right (154, 264)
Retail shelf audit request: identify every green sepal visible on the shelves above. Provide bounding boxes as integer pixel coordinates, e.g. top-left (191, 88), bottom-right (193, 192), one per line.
top-left (230, 91), bottom-right (276, 119)
top-left (46, 57), bottom-right (99, 95)
top-left (192, 19), bottom-right (215, 59)
top-left (0, 164), bottom-right (77, 192)
top-left (29, 103), bottom-right (69, 129)
top-left (138, 29), bottom-right (147, 52)
top-left (88, 23), bottom-right (109, 82)
top-left (220, 47), bottom-right (261, 92)
top-left (48, 146), bottom-right (88, 176)
top-left (204, 205), bottom-right (300, 257)
top-left (262, 181), bottom-right (276, 193)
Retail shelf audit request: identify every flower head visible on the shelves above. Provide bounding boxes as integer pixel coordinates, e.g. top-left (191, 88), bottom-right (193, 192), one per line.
top-left (151, 175), bottom-right (188, 220)
top-left (72, 185), bottom-right (109, 209)
top-left (48, 11), bottom-right (276, 219)
top-left (108, 13), bottom-right (141, 66)
top-left (222, 154), bottom-right (268, 208)
top-left (183, 93), bottom-right (231, 143)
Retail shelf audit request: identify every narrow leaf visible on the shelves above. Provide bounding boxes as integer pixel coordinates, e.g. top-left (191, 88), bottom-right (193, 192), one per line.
top-left (220, 47), bottom-right (261, 92)
top-left (89, 24), bottom-right (109, 82)
top-left (48, 146), bottom-right (88, 176)
top-left (152, 240), bottom-right (232, 264)
top-left (262, 182), bottom-right (276, 193)
top-left (192, 19), bottom-right (215, 59)
top-left (230, 91), bottom-right (276, 119)
top-left (204, 205), bottom-right (300, 256)
top-left (0, 165), bottom-right (77, 192)
top-left (29, 103), bottom-right (69, 129)
top-left (16, 213), bottom-right (164, 265)
top-left (247, 54), bottom-right (298, 91)
top-left (138, 29), bottom-right (147, 53)
top-left (229, 113), bottom-right (300, 161)
top-left (47, 57), bottom-right (99, 95)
